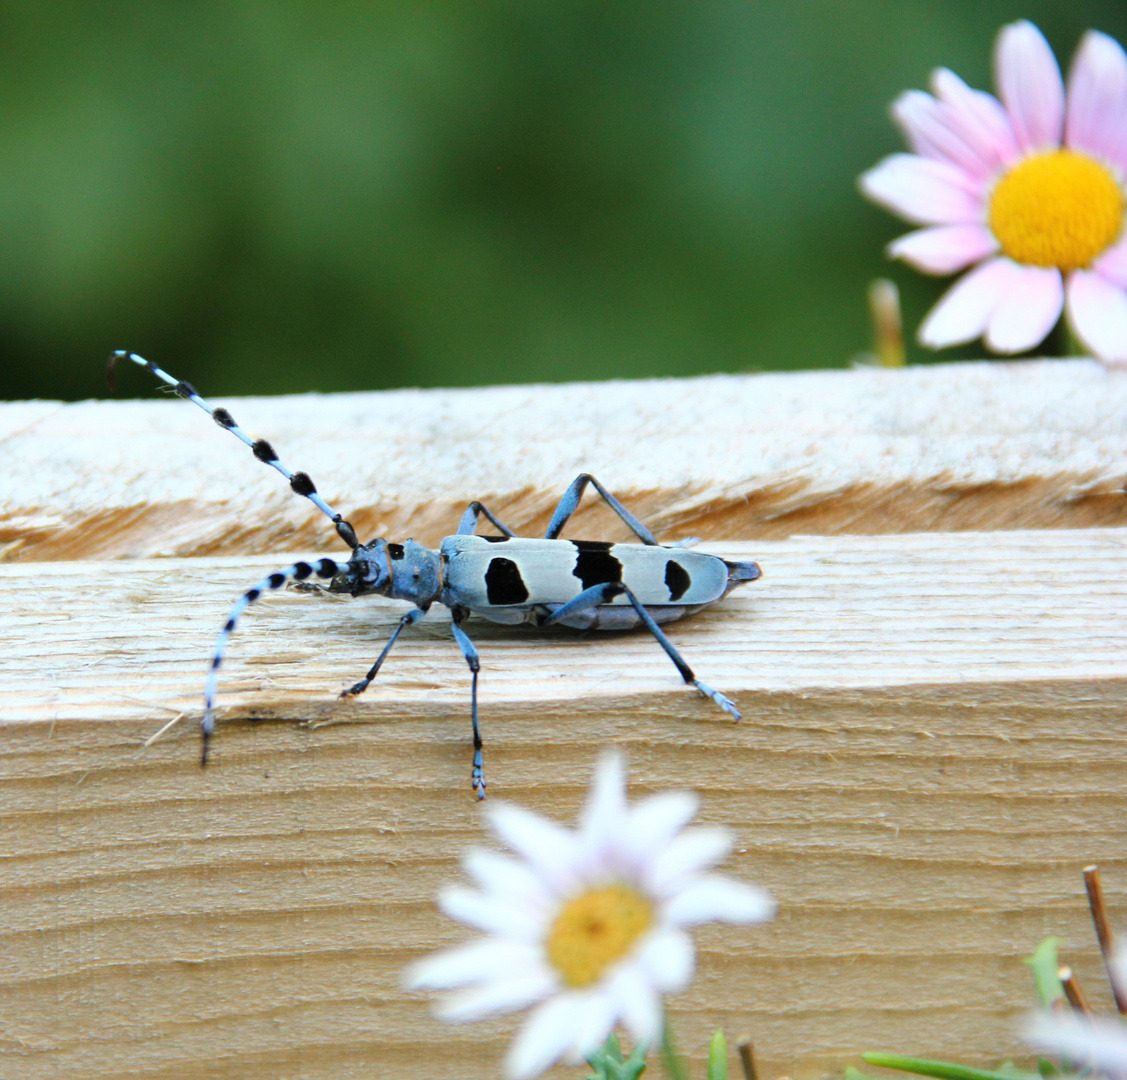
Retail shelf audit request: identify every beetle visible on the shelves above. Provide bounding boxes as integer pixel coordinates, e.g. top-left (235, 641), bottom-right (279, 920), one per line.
top-left (109, 350), bottom-right (762, 798)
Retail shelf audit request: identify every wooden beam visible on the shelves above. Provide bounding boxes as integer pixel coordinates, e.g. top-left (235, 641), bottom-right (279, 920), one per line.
top-left (4, 359), bottom-right (1127, 563)
top-left (3, 528), bottom-right (1126, 1079)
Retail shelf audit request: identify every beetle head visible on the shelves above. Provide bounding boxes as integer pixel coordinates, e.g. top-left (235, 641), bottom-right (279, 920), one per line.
top-left (328, 539), bottom-right (392, 597)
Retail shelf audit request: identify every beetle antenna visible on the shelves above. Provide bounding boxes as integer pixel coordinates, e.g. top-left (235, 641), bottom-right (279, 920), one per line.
top-left (108, 351), bottom-right (359, 549)
top-left (200, 557), bottom-right (343, 765)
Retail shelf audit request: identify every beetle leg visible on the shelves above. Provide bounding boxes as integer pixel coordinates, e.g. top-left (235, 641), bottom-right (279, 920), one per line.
top-left (450, 606), bottom-right (486, 800)
top-left (456, 501), bottom-right (517, 537)
top-left (538, 580), bottom-right (741, 721)
top-left (544, 473), bottom-right (660, 544)
top-left (340, 605), bottom-right (428, 698)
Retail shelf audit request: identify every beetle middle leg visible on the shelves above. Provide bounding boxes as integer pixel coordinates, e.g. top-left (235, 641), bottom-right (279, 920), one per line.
top-left (457, 501), bottom-right (517, 538)
top-left (537, 581), bottom-right (741, 721)
top-left (544, 473), bottom-right (699, 547)
top-left (450, 605), bottom-right (486, 800)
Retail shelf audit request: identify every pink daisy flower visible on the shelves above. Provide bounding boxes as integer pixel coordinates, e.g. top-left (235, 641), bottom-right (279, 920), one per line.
top-left (860, 20), bottom-right (1127, 361)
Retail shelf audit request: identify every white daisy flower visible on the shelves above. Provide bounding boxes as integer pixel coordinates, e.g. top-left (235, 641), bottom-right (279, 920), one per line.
top-left (860, 20), bottom-right (1127, 361)
top-left (405, 752), bottom-right (775, 1080)
top-left (1023, 943), bottom-right (1127, 1072)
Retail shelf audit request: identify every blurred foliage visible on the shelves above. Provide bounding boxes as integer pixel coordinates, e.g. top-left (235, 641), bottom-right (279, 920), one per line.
top-left (1, 0), bottom-right (1125, 400)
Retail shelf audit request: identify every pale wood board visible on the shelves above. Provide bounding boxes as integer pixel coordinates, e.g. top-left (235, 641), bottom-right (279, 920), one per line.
top-left (4, 359), bottom-right (1127, 563)
top-left (3, 528), bottom-right (1127, 1079)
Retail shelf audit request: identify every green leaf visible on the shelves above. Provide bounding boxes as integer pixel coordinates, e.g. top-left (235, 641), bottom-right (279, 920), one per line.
top-left (1024, 937), bottom-right (1065, 1008)
top-left (861, 1052), bottom-right (1041, 1080)
top-left (708, 1030), bottom-right (729, 1080)
top-left (586, 1033), bottom-right (648, 1080)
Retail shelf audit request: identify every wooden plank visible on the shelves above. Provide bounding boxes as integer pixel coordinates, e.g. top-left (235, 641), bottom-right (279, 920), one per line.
top-left (4, 359), bottom-right (1127, 563)
top-left (3, 529), bottom-right (1127, 1079)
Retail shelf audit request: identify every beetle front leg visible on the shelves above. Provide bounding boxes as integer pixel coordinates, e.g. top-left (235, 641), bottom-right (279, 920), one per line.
top-left (450, 606), bottom-right (486, 800)
top-left (340, 605), bottom-right (427, 698)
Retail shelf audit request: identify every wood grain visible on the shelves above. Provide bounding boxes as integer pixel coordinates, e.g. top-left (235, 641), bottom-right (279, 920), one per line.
top-left (4, 528), bottom-right (1127, 1079)
top-left (4, 359), bottom-right (1127, 563)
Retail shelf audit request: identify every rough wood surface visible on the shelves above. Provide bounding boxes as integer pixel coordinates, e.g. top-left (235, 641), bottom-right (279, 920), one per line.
top-left (4, 528), bottom-right (1127, 1079)
top-left (4, 359), bottom-right (1127, 563)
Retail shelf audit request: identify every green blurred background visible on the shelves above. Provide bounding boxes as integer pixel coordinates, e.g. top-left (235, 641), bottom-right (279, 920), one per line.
top-left (2, 1), bottom-right (1125, 400)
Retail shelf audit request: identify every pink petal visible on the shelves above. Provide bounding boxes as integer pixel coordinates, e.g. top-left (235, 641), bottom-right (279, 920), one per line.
top-left (859, 153), bottom-right (983, 226)
top-left (1066, 30), bottom-right (1127, 164)
top-left (995, 20), bottom-right (1065, 151)
top-left (985, 265), bottom-right (1063, 353)
top-left (1092, 235), bottom-right (1127, 290)
top-left (888, 224), bottom-right (999, 274)
top-left (1067, 269), bottom-right (1127, 361)
top-left (918, 257), bottom-right (1023, 347)
top-left (931, 67), bottom-right (1020, 169)
top-left (891, 90), bottom-right (995, 182)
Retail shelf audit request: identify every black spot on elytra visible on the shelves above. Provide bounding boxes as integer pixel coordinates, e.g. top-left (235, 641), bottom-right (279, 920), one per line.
top-left (483, 535), bottom-right (510, 542)
top-left (572, 540), bottom-right (622, 590)
top-left (665, 559), bottom-right (691, 601)
top-left (387, 543), bottom-right (405, 560)
top-left (485, 557), bottom-right (529, 605)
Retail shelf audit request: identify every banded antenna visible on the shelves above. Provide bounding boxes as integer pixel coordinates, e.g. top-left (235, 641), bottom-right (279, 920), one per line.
top-left (108, 351), bottom-right (359, 549)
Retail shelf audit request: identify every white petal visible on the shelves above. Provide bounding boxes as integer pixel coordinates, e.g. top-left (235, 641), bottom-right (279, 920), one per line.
top-left (647, 826), bottom-right (733, 897)
top-left (580, 750), bottom-right (629, 854)
top-left (859, 153), bottom-right (983, 226)
top-left (985, 264), bottom-right (1063, 353)
top-left (433, 968), bottom-right (558, 1022)
top-left (404, 936), bottom-right (545, 990)
top-left (487, 803), bottom-right (583, 894)
top-left (1094, 235), bottom-right (1127, 289)
top-left (622, 790), bottom-right (698, 865)
top-left (887, 224), bottom-right (998, 274)
top-left (663, 874), bottom-right (776, 927)
top-left (1066, 30), bottom-right (1127, 163)
top-left (995, 20), bottom-right (1065, 151)
top-left (635, 927), bottom-right (695, 993)
top-left (566, 990), bottom-right (620, 1063)
top-left (931, 67), bottom-right (1020, 170)
top-left (1023, 1010), bottom-right (1127, 1072)
top-left (606, 961), bottom-right (664, 1047)
top-left (438, 885), bottom-right (544, 941)
top-left (505, 994), bottom-right (588, 1080)
top-left (464, 849), bottom-right (554, 910)
top-left (1067, 269), bottom-right (1127, 361)
top-left (918, 257), bottom-right (1022, 347)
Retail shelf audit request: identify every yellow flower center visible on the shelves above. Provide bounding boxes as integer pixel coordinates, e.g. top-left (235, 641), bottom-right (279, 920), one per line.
top-left (989, 150), bottom-right (1125, 271)
top-left (545, 884), bottom-right (654, 988)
